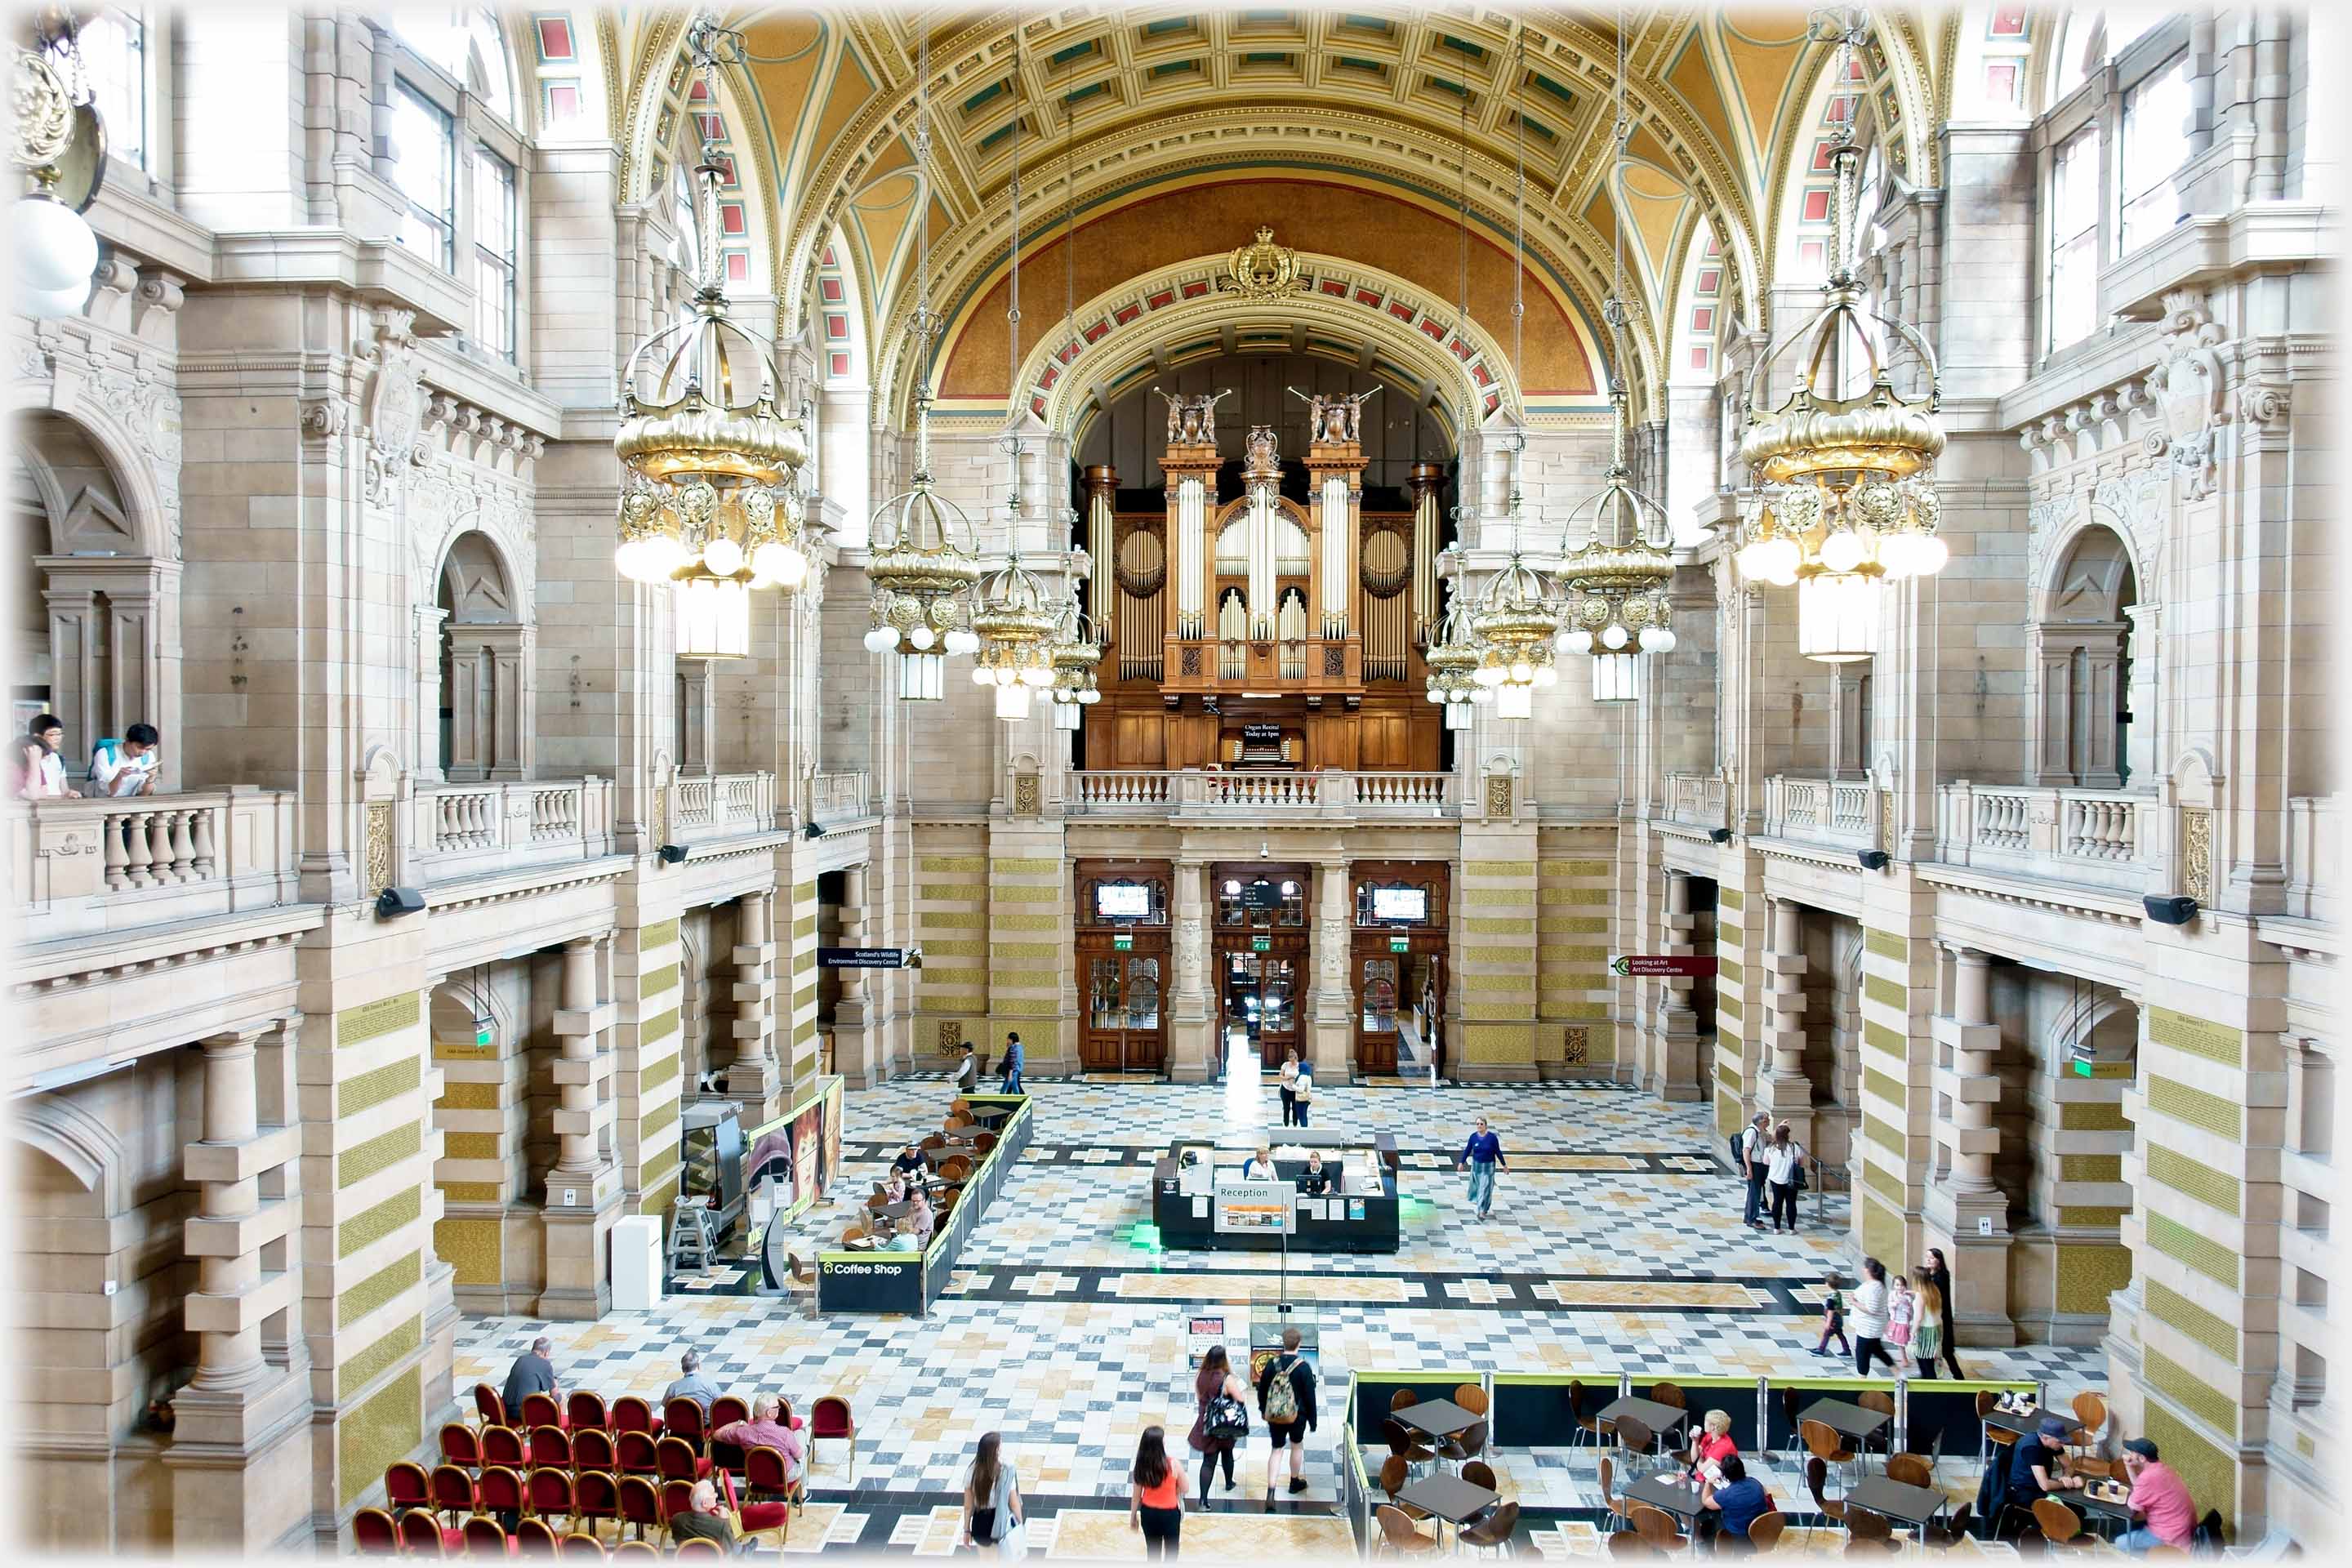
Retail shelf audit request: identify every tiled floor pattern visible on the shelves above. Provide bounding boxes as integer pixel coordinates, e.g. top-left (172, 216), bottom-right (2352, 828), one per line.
top-left (456, 1076), bottom-right (2105, 1555)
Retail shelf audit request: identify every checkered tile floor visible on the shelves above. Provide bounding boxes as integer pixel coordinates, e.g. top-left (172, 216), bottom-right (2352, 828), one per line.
top-left (452, 1076), bottom-right (2105, 1554)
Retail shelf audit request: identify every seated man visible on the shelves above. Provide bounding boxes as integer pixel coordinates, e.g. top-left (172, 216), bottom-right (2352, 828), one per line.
top-left (908, 1190), bottom-right (936, 1245)
top-left (1296, 1151), bottom-right (1342, 1196)
top-left (665, 1350), bottom-right (724, 1414)
top-left (891, 1142), bottom-right (928, 1180)
top-left (2006, 1414), bottom-right (2087, 1527)
top-left (711, 1396), bottom-right (805, 1489)
top-left (501, 1336), bottom-right (558, 1420)
top-left (668, 1479), bottom-right (739, 1552)
top-left (2116, 1438), bottom-right (2196, 1554)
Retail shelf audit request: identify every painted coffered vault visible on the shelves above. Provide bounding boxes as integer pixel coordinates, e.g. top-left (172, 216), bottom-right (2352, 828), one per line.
top-left (612, 4), bottom-right (1949, 428)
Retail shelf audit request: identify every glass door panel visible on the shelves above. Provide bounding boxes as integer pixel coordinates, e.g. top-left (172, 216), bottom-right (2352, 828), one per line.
top-left (1089, 958), bottom-right (1125, 1030)
top-left (1125, 957), bottom-right (1161, 1031)
top-left (1360, 959), bottom-right (1399, 1032)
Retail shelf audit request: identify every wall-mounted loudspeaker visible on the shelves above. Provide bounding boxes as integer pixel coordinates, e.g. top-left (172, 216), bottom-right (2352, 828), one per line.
top-left (657, 844), bottom-right (689, 865)
top-left (1708, 827), bottom-right (1733, 844)
top-left (1857, 849), bottom-right (1891, 871)
top-left (375, 886), bottom-right (425, 918)
top-left (2143, 894), bottom-right (2199, 925)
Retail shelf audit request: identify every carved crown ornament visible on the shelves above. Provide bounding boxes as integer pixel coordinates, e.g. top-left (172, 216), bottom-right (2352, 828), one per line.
top-left (1219, 225), bottom-right (1306, 301)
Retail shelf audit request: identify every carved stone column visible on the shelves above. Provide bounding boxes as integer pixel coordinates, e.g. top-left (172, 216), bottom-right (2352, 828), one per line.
top-left (445, 641), bottom-right (490, 782)
top-left (834, 866), bottom-right (884, 1088)
top-left (413, 603), bottom-right (449, 782)
top-left (474, 622), bottom-right (534, 781)
top-left (541, 936), bottom-right (621, 1320)
top-left (1167, 858), bottom-right (1214, 1082)
top-left (727, 889), bottom-right (782, 1117)
top-left (1309, 858), bottom-right (1352, 1079)
top-left (1650, 870), bottom-right (1704, 1102)
top-left (675, 656), bottom-right (717, 776)
top-left (1923, 945), bottom-right (2017, 1346)
top-left (183, 1026), bottom-right (274, 1392)
top-left (1757, 898), bottom-right (1814, 1143)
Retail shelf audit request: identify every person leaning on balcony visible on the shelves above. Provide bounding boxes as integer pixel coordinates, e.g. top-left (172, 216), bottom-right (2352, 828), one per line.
top-left (15, 714), bottom-right (80, 798)
top-left (89, 722), bottom-right (161, 798)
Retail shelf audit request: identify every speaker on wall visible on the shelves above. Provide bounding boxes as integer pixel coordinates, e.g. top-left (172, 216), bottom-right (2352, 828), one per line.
top-left (2143, 894), bottom-right (2199, 925)
top-left (1708, 827), bottom-right (1733, 844)
top-left (1857, 849), bottom-right (1891, 872)
top-left (375, 886), bottom-right (425, 918)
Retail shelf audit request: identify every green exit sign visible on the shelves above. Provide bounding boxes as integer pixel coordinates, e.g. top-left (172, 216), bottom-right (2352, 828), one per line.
top-left (1389, 936), bottom-right (1410, 953)
top-left (1253, 936), bottom-right (1271, 952)
top-left (474, 1022), bottom-right (492, 1046)
top-left (2072, 1057), bottom-right (2094, 1076)
top-left (1114, 933), bottom-right (1133, 951)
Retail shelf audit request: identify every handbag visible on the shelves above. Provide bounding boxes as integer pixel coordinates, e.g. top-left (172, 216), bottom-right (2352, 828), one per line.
top-left (1204, 1392), bottom-right (1250, 1443)
top-left (996, 1518), bottom-right (1030, 1560)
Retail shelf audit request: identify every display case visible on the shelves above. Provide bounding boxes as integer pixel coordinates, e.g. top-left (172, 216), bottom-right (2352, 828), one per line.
top-left (1151, 1129), bottom-right (1400, 1254)
top-left (681, 1101), bottom-right (746, 1237)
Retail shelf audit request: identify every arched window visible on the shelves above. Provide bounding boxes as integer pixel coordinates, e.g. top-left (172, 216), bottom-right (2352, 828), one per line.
top-left (391, 6), bottom-right (517, 124)
top-left (74, 6), bottom-right (148, 171)
top-left (2047, 8), bottom-right (2175, 109)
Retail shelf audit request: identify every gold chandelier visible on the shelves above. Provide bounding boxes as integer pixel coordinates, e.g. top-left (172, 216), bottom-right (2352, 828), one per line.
top-left (969, 532), bottom-right (1060, 719)
top-left (1557, 8), bottom-right (1677, 706)
top-left (614, 17), bottom-right (806, 662)
top-left (1045, 550), bottom-right (1104, 731)
top-left (1422, 552), bottom-right (1487, 732)
top-left (1731, 6), bottom-right (1947, 663)
top-left (862, 22), bottom-right (980, 699)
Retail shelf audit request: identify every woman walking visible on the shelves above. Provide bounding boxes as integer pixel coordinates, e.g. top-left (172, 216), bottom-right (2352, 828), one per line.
top-left (1765, 1121), bottom-right (1806, 1233)
top-left (960, 1431), bottom-right (1026, 1557)
top-left (1927, 1248), bottom-right (1969, 1378)
top-left (1909, 1266), bottom-right (1948, 1379)
top-left (1278, 1049), bottom-right (1300, 1127)
top-left (1850, 1257), bottom-right (1899, 1375)
top-left (1129, 1426), bottom-right (1183, 1559)
top-left (1186, 1345), bottom-right (1249, 1502)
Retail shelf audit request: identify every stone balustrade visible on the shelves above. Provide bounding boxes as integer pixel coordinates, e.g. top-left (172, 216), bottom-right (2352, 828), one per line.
top-left (1661, 771), bottom-right (1728, 830)
top-left (811, 770), bottom-right (874, 826)
top-left (1762, 776), bottom-right (1882, 850)
top-left (409, 777), bottom-right (617, 884)
top-left (1934, 781), bottom-right (2156, 893)
top-left (6, 788), bottom-right (300, 937)
top-left (670, 772), bottom-right (775, 838)
top-left (1068, 769), bottom-right (1456, 820)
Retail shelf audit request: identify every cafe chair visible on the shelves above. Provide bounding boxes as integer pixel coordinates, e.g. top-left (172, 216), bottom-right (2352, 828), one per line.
top-left (811, 1395), bottom-right (858, 1484)
top-left (461, 1515), bottom-right (512, 1556)
top-left (615, 1477), bottom-right (662, 1542)
top-left (1855, 1391), bottom-right (1896, 1458)
top-left (1439, 1418), bottom-right (1489, 1472)
top-left (1802, 1419), bottom-right (1858, 1489)
top-left (2034, 1497), bottom-right (2096, 1548)
top-left (612, 1544), bottom-right (660, 1562)
top-left (388, 1460), bottom-right (434, 1516)
top-left (1647, 1382), bottom-right (1686, 1412)
top-left (950, 1097), bottom-right (972, 1114)
top-left (1918, 1502), bottom-right (1973, 1548)
top-left (1805, 1458), bottom-right (1847, 1525)
top-left (2070, 1392), bottom-right (2107, 1437)
top-left (1379, 1455), bottom-right (1429, 1521)
top-left (1845, 1508), bottom-right (1895, 1548)
top-left (1460, 1460), bottom-right (1498, 1495)
top-left (567, 1392), bottom-right (608, 1433)
top-left (673, 1539), bottom-right (725, 1561)
top-left (940, 1156), bottom-right (973, 1183)
top-left (1390, 1389), bottom-right (1420, 1414)
top-left (746, 1444), bottom-right (803, 1512)
top-left (523, 1392), bottom-right (567, 1432)
top-left (1884, 1453), bottom-right (1934, 1490)
top-left (555, 1534), bottom-right (605, 1561)
top-left (1383, 1417), bottom-right (1437, 1477)
top-left (2067, 1427), bottom-right (2120, 1481)
top-left (1629, 1504), bottom-right (1686, 1552)
top-left (1598, 1455), bottom-right (1634, 1535)
top-left (1456, 1498), bottom-right (1520, 1558)
top-left (1780, 1386), bottom-right (1808, 1468)
top-left (528, 1467), bottom-right (575, 1530)
top-left (920, 1134), bottom-right (947, 1152)
top-left (1568, 1380), bottom-right (1609, 1455)
top-left (1977, 1392), bottom-right (2020, 1467)
top-left (514, 1518), bottom-right (559, 1556)
top-left (1745, 1511), bottom-right (1788, 1551)
top-left (443, 1422), bottom-right (484, 1472)
top-left (975, 1131), bottom-right (1000, 1157)
top-left (662, 1401), bottom-right (707, 1453)
top-left (399, 1508), bottom-right (457, 1557)
top-left (1606, 1532), bottom-right (1659, 1559)
top-left (530, 1425), bottom-right (573, 1472)
top-left (1613, 1414), bottom-right (1658, 1484)
top-left (572, 1428), bottom-right (616, 1478)
top-left (354, 1508), bottom-right (403, 1557)
top-left (657, 1436), bottom-right (710, 1484)
top-left (1374, 1503), bottom-right (1443, 1557)
top-left (1453, 1383), bottom-right (1490, 1418)
top-left (483, 1426), bottom-right (528, 1472)
top-left (617, 1429), bottom-right (661, 1481)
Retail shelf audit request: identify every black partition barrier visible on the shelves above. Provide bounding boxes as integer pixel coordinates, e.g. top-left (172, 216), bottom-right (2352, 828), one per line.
top-left (1657, 1375), bottom-right (1767, 1455)
top-left (1903, 1379), bottom-right (2040, 1465)
top-left (1491, 1374), bottom-right (1616, 1451)
top-left (820, 1094), bottom-right (1033, 1316)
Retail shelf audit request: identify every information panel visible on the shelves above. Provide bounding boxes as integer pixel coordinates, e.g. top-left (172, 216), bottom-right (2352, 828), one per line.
top-left (1213, 1178), bottom-right (1295, 1236)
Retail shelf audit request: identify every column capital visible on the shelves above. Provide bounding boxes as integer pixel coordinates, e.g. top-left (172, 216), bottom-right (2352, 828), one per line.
top-left (198, 1025), bottom-right (271, 1054)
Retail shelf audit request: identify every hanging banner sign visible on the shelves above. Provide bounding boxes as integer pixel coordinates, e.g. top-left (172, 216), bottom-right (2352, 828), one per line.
top-left (1608, 954), bottom-right (1719, 978)
top-left (817, 947), bottom-right (906, 969)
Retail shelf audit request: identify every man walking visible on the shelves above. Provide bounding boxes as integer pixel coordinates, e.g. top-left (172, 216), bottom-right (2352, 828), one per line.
top-left (1741, 1112), bottom-right (1771, 1228)
top-left (999, 1031), bottom-right (1025, 1094)
top-left (1255, 1325), bottom-right (1317, 1499)
top-left (1456, 1116), bottom-right (1507, 1221)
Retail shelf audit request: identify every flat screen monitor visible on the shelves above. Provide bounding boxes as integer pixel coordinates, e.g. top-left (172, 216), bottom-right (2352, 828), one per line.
top-left (1097, 882), bottom-right (1151, 920)
top-left (1371, 886), bottom-right (1427, 923)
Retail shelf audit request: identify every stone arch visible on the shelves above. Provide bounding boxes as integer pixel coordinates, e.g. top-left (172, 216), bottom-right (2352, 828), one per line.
top-left (11, 1096), bottom-right (127, 1217)
top-left (2030, 521), bottom-right (2140, 790)
top-left (430, 973), bottom-right (510, 1051)
top-left (2051, 984), bottom-right (2139, 1071)
top-left (434, 528), bottom-right (531, 782)
top-left (612, 13), bottom-right (780, 301)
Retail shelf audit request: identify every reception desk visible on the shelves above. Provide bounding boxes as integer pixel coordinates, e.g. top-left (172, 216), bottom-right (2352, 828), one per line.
top-left (1152, 1130), bottom-right (1400, 1254)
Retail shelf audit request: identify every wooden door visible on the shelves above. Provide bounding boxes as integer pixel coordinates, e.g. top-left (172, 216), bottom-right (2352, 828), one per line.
top-left (1079, 942), bottom-right (1168, 1072)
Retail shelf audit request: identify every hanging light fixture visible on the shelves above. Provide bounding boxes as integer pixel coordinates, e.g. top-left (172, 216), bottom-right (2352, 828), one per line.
top-left (864, 18), bottom-right (982, 698)
top-left (1731, 5), bottom-right (1947, 662)
top-left (1557, 5), bottom-right (1677, 705)
top-left (1468, 29), bottom-right (1562, 724)
top-left (11, 18), bottom-right (110, 318)
top-left (1423, 559), bottom-right (1487, 731)
top-left (1045, 553), bottom-right (1103, 730)
top-left (614, 17), bottom-right (808, 660)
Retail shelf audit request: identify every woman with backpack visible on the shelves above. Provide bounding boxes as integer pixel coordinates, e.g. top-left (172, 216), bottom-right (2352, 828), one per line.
top-left (1186, 1344), bottom-right (1249, 1502)
top-left (959, 1430), bottom-right (1026, 1557)
top-left (1254, 1325), bottom-right (1316, 1500)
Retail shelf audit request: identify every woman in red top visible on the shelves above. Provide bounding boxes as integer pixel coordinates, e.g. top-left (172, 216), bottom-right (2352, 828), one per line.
top-left (1690, 1409), bottom-right (1739, 1481)
top-left (1129, 1425), bottom-right (1183, 1558)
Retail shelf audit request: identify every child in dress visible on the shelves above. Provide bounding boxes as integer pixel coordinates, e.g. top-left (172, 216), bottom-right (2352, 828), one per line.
top-left (1811, 1271), bottom-right (1852, 1356)
top-left (1886, 1273), bottom-right (1917, 1362)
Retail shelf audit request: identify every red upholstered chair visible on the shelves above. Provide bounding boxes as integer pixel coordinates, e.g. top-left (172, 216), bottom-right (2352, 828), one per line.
top-left (719, 1468), bottom-right (789, 1543)
top-left (400, 1508), bottom-right (457, 1556)
top-left (572, 1428), bottom-right (616, 1478)
top-left (477, 1466), bottom-right (526, 1523)
top-left (572, 1471), bottom-right (619, 1538)
top-left (387, 1460), bottom-right (433, 1516)
top-left (555, 1533), bottom-right (606, 1561)
top-left (662, 1399), bottom-right (707, 1452)
top-left (615, 1430), bottom-right (659, 1480)
top-left (514, 1517), bottom-right (559, 1556)
top-left (483, 1425), bottom-right (528, 1472)
top-left (810, 1396), bottom-right (856, 1483)
top-left (673, 1540), bottom-right (724, 1560)
top-left (474, 1384), bottom-right (508, 1430)
top-left (708, 1435), bottom-right (747, 1481)
top-left (523, 1392), bottom-right (566, 1432)
top-left (745, 1445), bottom-right (801, 1508)
top-left (527, 1467), bottom-right (575, 1530)
top-left (353, 1508), bottom-right (402, 1557)
top-left (616, 1477), bottom-right (662, 1543)
top-left (567, 1392), bottom-right (609, 1432)
top-left (461, 1516), bottom-right (514, 1557)
top-left (659, 1479), bottom-right (696, 1523)
top-left (612, 1544), bottom-right (660, 1562)
top-left (433, 1463), bottom-right (480, 1526)
top-left (611, 1396), bottom-right (662, 1439)
top-left (709, 1395), bottom-right (751, 1433)
top-left (657, 1435), bottom-right (713, 1484)
top-left (530, 1425), bottom-right (574, 1472)
top-left (443, 1422), bottom-right (484, 1472)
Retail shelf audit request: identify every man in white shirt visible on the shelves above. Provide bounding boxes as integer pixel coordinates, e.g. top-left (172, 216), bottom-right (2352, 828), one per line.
top-left (18, 715), bottom-right (79, 799)
top-left (1740, 1112), bottom-right (1771, 1229)
top-left (89, 723), bottom-right (161, 798)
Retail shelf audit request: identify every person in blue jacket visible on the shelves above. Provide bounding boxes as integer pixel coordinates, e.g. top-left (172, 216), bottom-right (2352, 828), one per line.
top-left (999, 1031), bottom-right (1025, 1094)
top-left (1455, 1116), bottom-right (1508, 1220)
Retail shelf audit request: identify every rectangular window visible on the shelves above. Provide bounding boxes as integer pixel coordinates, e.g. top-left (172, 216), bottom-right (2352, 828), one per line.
top-left (2047, 123), bottom-right (2102, 352)
top-left (78, 6), bottom-right (147, 171)
top-left (391, 79), bottom-right (456, 270)
top-left (471, 143), bottom-right (517, 359)
top-left (2118, 51), bottom-right (2191, 256)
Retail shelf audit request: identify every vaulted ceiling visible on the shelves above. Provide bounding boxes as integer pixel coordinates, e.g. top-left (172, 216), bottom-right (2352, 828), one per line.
top-left (630, 5), bottom-right (1946, 427)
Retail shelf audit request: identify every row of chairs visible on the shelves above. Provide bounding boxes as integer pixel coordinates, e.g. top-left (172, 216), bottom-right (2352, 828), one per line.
top-left (376, 1464), bottom-right (786, 1548)
top-left (357, 1508), bottom-right (737, 1558)
top-left (466, 1387), bottom-right (853, 1477)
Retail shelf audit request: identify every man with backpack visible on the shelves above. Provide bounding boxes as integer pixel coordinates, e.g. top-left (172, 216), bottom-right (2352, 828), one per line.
top-left (1254, 1326), bottom-right (1317, 1500)
top-left (1739, 1111), bottom-right (1771, 1228)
